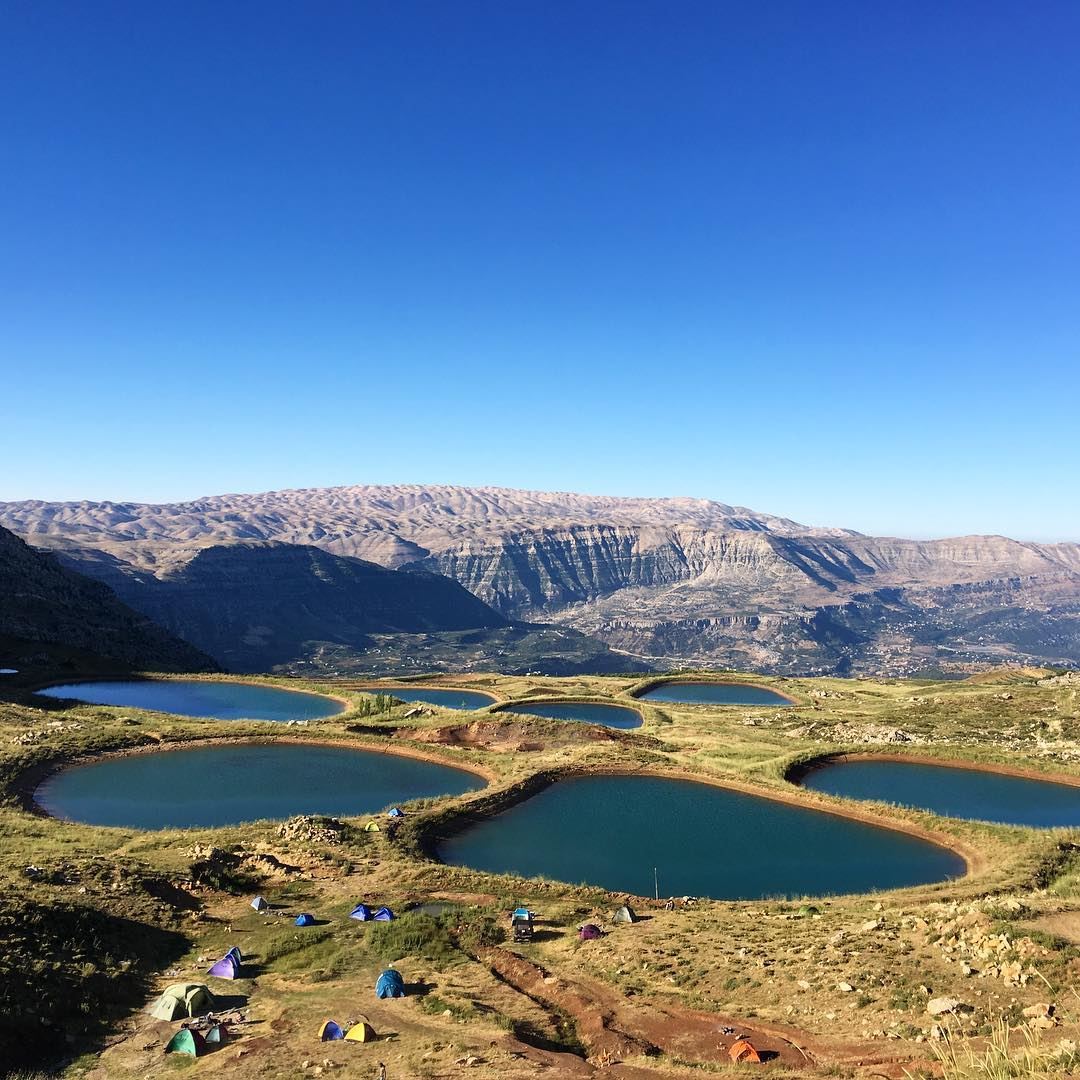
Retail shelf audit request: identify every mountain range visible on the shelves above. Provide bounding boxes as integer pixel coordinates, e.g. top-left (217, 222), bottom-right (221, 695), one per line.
top-left (3, 484), bottom-right (1079, 676)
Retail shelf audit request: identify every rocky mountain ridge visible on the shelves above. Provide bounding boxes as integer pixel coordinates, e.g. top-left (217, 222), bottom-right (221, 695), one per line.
top-left (4, 484), bottom-right (1079, 675)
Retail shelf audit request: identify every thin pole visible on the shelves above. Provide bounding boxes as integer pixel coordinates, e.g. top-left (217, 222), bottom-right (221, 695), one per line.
top-left (654, 866), bottom-right (659, 901)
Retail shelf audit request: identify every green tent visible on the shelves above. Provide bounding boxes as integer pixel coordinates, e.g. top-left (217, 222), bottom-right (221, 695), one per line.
top-left (148, 983), bottom-right (217, 1021)
top-left (165, 1027), bottom-right (206, 1056)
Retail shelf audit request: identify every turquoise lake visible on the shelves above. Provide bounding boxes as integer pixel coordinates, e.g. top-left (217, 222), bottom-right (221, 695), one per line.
top-left (800, 759), bottom-right (1080, 828)
top-left (498, 701), bottom-right (642, 729)
top-left (36, 743), bottom-right (484, 829)
top-left (378, 687), bottom-right (497, 710)
top-left (37, 680), bottom-right (343, 722)
top-left (437, 774), bottom-right (964, 899)
top-left (636, 682), bottom-right (793, 707)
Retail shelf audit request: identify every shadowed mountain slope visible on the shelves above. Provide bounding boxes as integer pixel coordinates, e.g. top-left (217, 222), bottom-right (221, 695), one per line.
top-left (54, 541), bottom-right (642, 676)
top-left (0, 525), bottom-right (215, 672)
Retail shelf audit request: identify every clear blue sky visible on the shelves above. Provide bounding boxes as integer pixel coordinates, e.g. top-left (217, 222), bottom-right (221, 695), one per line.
top-left (2, 2), bottom-right (1077, 539)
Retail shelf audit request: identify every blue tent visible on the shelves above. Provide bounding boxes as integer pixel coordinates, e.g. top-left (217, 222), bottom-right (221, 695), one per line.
top-left (250, 896), bottom-right (268, 912)
top-left (319, 1020), bottom-right (345, 1041)
top-left (224, 947), bottom-right (242, 965)
top-left (375, 968), bottom-right (406, 999)
top-left (349, 903), bottom-right (373, 921)
top-left (295, 913), bottom-right (316, 927)
top-left (373, 906), bottom-right (395, 922)
top-left (387, 807), bottom-right (404, 818)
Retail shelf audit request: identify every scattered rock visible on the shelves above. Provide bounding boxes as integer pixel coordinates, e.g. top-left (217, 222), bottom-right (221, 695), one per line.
top-left (837, 982), bottom-right (854, 993)
top-left (928, 997), bottom-right (972, 1016)
top-left (1023, 1003), bottom-right (1054, 1019)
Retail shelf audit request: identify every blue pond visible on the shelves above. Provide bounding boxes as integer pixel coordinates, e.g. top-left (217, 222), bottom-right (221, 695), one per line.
top-left (800, 758), bottom-right (1080, 828)
top-left (438, 774), bottom-right (964, 899)
top-left (36, 743), bottom-right (484, 830)
top-left (498, 701), bottom-right (642, 729)
top-left (379, 687), bottom-right (497, 710)
top-left (636, 681), bottom-right (793, 707)
top-left (37, 680), bottom-right (343, 722)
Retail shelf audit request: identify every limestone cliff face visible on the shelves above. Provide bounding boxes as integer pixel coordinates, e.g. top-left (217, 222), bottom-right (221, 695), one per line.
top-left (413, 526), bottom-right (816, 613)
top-left (415, 527), bottom-right (1080, 618)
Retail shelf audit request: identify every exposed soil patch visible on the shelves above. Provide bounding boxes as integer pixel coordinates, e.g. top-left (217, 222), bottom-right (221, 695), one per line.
top-left (481, 947), bottom-right (930, 1077)
top-left (403, 718), bottom-right (664, 753)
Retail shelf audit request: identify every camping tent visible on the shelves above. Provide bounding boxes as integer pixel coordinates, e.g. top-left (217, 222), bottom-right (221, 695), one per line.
top-left (207, 954), bottom-right (239, 978)
top-left (612, 905), bottom-right (637, 924)
top-left (224, 947), bottom-right (242, 965)
top-left (165, 1027), bottom-right (206, 1057)
top-left (250, 896), bottom-right (268, 912)
top-left (148, 983), bottom-right (217, 1021)
top-left (345, 1021), bottom-right (378, 1042)
top-left (319, 1020), bottom-right (345, 1041)
top-left (375, 968), bottom-right (406, 999)
top-left (729, 1039), bottom-right (762, 1064)
top-left (363, 821), bottom-right (381, 832)
top-left (349, 903), bottom-right (373, 921)
top-left (578, 924), bottom-right (603, 941)
top-left (373, 906), bottom-right (395, 921)
top-left (204, 1023), bottom-right (228, 1046)
top-left (387, 807), bottom-right (404, 818)
top-left (295, 913), bottom-right (316, 927)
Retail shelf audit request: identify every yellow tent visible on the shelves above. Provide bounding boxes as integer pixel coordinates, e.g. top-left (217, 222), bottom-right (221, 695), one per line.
top-left (363, 821), bottom-right (381, 833)
top-left (345, 1021), bottom-right (377, 1042)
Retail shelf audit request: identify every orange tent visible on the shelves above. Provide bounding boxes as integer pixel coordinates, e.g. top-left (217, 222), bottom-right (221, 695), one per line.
top-left (729, 1039), bottom-right (762, 1064)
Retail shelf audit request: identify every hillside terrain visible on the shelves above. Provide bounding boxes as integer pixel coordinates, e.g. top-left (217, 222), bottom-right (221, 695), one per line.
top-left (0, 525), bottom-right (215, 675)
top-left (4, 484), bottom-right (1080, 675)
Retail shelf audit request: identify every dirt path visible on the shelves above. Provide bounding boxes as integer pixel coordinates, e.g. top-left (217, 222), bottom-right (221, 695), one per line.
top-left (481, 946), bottom-right (931, 1077)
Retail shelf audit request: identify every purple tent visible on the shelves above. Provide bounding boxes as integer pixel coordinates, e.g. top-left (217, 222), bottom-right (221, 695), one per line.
top-left (224, 947), bottom-right (242, 965)
top-left (373, 906), bottom-right (395, 922)
top-left (349, 903), bottom-right (373, 921)
top-left (207, 954), bottom-right (239, 979)
top-left (578, 924), bottom-right (603, 941)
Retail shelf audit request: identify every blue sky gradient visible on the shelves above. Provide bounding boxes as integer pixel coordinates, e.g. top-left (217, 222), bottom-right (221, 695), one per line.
top-left (2, 2), bottom-right (1077, 539)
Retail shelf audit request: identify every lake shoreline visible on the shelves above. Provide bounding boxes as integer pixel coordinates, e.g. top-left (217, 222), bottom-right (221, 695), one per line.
top-left (417, 761), bottom-right (982, 890)
top-left (18, 733), bottom-right (497, 824)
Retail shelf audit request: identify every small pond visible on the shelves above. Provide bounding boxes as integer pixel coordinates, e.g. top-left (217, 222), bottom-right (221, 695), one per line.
top-left (636, 681), bottom-right (793, 707)
top-left (799, 758), bottom-right (1080, 828)
top-left (36, 743), bottom-right (484, 829)
top-left (498, 701), bottom-right (642, 729)
top-left (36, 680), bottom-right (343, 722)
top-left (437, 774), bottom-right (963, 899)
top-left (377, 687), bottom-right (497, 710)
